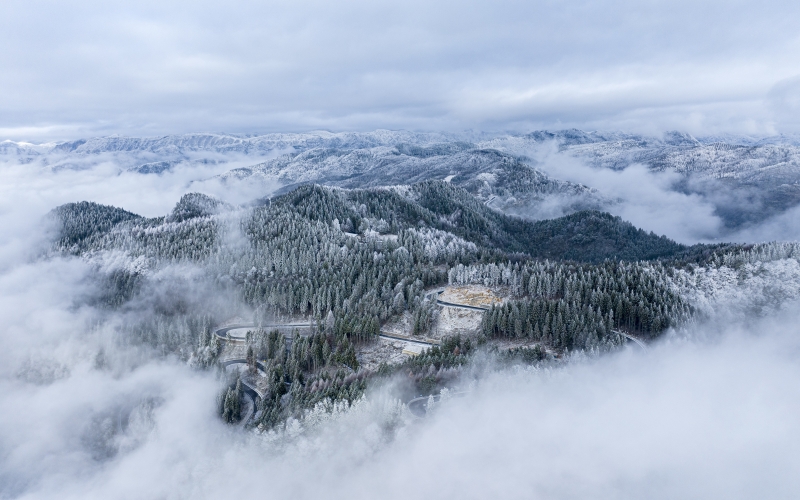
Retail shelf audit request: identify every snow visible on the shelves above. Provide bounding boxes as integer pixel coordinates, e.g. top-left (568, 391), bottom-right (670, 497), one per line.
top-left (433, 307), bottom-right (483, 339)
top-left (670, 257), bottom-right (800, 321)
top-left (357, 338), bottom-right (412, 370)
top-left (438, 285), bottom-right (505, 307)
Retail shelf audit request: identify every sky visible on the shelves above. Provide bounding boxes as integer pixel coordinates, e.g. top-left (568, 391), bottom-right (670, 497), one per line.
top-left (2, 0), bottom-right (800, 141)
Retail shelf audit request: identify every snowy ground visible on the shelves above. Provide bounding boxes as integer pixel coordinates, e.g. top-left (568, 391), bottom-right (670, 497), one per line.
top-left (438, 285), bottom-right (506, 307)
top-left (222, 343), bottom-right (248, 360)
top-left (431, 307), bottom-right (484, 340)
top-left (671, 257), bottom-right (800, 321)
top-left (381, 311), bottom-right (414, 337)
top-left (357, 338), bottom-right (413, 370)
top-left (223, 361), bottom-right (273, 398)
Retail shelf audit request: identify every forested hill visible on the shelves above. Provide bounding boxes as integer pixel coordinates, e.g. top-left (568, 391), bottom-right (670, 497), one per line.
top-left (272, 181), bottom-right (688, 263)
top-left (47, 180), bottom-right (741, 426)
top-left (524, 211), bottom-right (685, 262)
top-left (51, 181), bottom-right (689, 264)
top-left (47, 180), bottom-right (702, 358)
top-left (50, 201), bottom-right (142, 252)
top-left (408, 181), bottom-right (687, 262)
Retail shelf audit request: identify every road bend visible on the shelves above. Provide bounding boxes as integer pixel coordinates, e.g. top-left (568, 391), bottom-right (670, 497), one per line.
top-left (612, 329), bottom-right (648, 351)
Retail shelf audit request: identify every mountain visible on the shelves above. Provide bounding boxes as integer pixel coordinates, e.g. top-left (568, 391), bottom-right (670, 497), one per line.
top-left (52, 181), bottom-right (686, 265)
top-left (221, 144), bottom-right (602, 216)
top-left (2, 130), bottom-right (455, 157)
top-left (48, 180), bottom-right (799, 430)
top-left (483, 130), bottom-right (800, 230)
top-left (11, 129), bottom-right (800, 233)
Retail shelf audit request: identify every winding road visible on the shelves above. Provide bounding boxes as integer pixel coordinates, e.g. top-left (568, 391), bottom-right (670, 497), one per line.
top-left (215, 293), bottom-right (648, 424)
top-left (215, 321), bottom-right (441, 425)
top-left (215, 322), bottom-right (441, 348)
top-left (425, 289), bottom-right (490, 311)
top-left (215, 322), bottom-right (314, 343)
top-left (613, 330), bottom-right (648, 351)
top-left (407, 391), bottom-right (470, 417)
top-left (435, 299), bottom-right (489, 311)
top-left (219, 358), bottom-right (268, 427)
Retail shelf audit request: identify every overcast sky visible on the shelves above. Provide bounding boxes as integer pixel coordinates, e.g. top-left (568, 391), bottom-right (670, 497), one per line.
top-left (2, 0), bottom-right (800, 141)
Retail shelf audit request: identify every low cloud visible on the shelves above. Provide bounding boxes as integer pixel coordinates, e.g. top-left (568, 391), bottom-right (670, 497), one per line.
top-left (4, 284), bottom-right (800, 499)
top-left (1, 149), bottom-right (800, 499)
top-left (728, 203), bottom-right (800, 243)
top-left (530, 144), bottom-right (723, 243)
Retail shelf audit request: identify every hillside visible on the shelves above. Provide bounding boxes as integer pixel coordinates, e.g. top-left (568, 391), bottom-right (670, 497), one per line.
top-left (47, 180), bottom-right (800, 430)
top-left (11, 129), bottom-right (800, 235)
top-left (53, 181), bottom-right (687, 265)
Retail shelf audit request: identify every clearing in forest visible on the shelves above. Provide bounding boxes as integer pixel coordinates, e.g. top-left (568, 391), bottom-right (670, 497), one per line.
top-left (438, 285), bottom-right (505, 308)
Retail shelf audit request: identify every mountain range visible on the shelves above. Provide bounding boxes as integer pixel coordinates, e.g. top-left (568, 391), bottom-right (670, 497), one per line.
top-left (7, 129), bottom-right (800, 236)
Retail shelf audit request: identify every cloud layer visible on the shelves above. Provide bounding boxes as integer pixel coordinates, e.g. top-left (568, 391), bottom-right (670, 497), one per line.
top-left (2, 0), bottom-right (800, 140)
top-left (1, 156), bottom-right (800, 499)
top-left (530, 145), bottom-right (723, 243)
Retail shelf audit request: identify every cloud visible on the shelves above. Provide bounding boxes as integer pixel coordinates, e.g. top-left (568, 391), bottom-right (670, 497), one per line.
top-left (2, 0), bottom-right (800, 139)
top-left (769, 74), bottom-right (800, 132)
top-left (516, 142), bottom-right (800, 244)
top-left (1, 151), bottom-right (800, 499)
top-left (5, 294), bottom-right (800, 499)
top-left (529, 144), bottom-right (723, 243)
top-left (728, 203), bottom-right (800, 243)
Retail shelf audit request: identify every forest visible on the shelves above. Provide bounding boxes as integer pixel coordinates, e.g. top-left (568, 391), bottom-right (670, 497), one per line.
top-left (49, 180), bottom-right (762, 429)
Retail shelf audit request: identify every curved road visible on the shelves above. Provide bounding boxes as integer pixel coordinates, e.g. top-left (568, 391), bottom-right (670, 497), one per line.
top-left (215, 322), bottom-right (313, 343)
top-left (436, 299), bottom-right (489, 311)
top-left (407, 391), bottom-right (470, 417)
top-left (612, 329), bottom-right (648, 351)
top-left (426, 289), bottom-right (490, 311)
top-left (219, 358), bottom-right (269, 426)
top-left (426, 291), bottom-right (648, 350)
top-left (215, 323), bottom-right (440, 348)
top-left (215, 322), bottom-right (440, 424)
top-left (214, 298), bottom-right (648, 422)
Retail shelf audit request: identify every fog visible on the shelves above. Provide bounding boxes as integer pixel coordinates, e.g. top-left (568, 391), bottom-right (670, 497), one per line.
top-left (527, 145), bottom-right (720, 243)
top-left (0, 156), bottom-right (799, 499)
top-left (522, 143), bottom-right (800, 244)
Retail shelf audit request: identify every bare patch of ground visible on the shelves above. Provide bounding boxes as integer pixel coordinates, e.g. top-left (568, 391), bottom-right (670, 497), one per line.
top-left (381, 311), bottom-right (413, 337)
top-left (430, 307), bottom-right (483, 339)
top-left (439, 285), bottom-right (506, 307)
top-left (491, 338), bottom-right (550, 352)
top-left (357, 338), bottom-right (413, 370)
top-left (221, 343), bottom-right (247, 360)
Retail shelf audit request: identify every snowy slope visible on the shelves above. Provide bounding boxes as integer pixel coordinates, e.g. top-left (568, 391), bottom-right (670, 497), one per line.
top-left (668, 243), bottom-right (800, 322)
top-left (219, 145), bottom-right (604, 218)
top-left (7, 129), bottom-right (800, 231)
top-left (0, 130), bottom-right (454, 157)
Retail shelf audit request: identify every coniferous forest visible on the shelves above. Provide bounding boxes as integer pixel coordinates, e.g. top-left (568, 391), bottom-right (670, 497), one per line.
top-left (49, 180), bottom-right (783, 428)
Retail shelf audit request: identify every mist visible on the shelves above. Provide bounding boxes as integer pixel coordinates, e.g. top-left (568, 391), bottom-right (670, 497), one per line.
top-left (514, 144), bottom-right (715, 243)
top-left (3, 262), bottom-right (800, 498)
top-left (523, 142), bottom-right (800, 244)
top-left (0, 155), bottom-right (798, 499)
top-left (2, 0), bottom-right (799, 494)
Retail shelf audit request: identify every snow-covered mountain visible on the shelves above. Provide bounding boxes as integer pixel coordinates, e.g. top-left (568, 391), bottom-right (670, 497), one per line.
top-left (6, 129), bottom-right (800, 235)
top-left (7, 129), bottom-right (800, 186)
top-left (0, 130), bottom-right (459, 176)
top-left (213, 129), bottom-right (800, 230)
top-left (480, 129), bottom-right (800, 183)
top-left (481, 130), bottom-right (800, 231)
top-left (219, 144), bottom-right (604, 219)
top-left (1, 130), bottom-right (454, 157)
